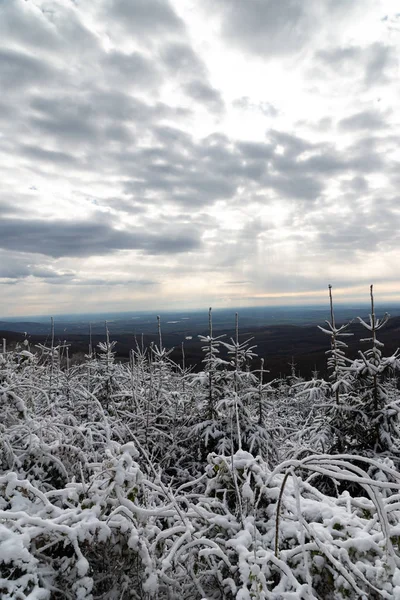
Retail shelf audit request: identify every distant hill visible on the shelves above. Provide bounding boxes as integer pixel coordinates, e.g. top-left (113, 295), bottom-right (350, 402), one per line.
top-left (2, 312), bottom-right (400, 381)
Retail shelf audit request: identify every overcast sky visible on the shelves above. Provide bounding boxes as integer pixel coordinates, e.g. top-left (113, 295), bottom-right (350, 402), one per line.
top-left (0, 0), bottom-right (399, 316)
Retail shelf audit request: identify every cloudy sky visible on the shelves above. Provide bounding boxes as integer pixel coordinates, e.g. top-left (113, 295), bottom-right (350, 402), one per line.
top-left (1, 0), bottom-right (399, 316)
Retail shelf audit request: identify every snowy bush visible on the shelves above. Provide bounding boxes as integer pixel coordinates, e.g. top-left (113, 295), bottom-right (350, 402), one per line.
top-left (1, 293), bottom-right (400, 597)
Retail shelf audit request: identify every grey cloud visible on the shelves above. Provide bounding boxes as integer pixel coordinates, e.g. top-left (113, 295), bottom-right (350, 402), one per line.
top-left (160, 43), bottom-right (224, 113)
top-left (0, 260), bottom-right (31, 280)
top-left (161, 42), bottom-right (206, 78)
top-left (237, 141), bottom-right (273, 160)
top-left (0, 0), bottom-right (100, 60)
top-left (0, 100), bottom-right (16, 121)
top-left (268, 130), bottom-right (313, 157)
top-left (183, 80), bottom-right (224, 113)
top-left (30, 113), bottom-right (99, 143)
top-left (13, 80), bottom-right (392, 214)
top-left (344, 176), bottom-right (369, 193)
top-left (0, 218), bottom-right (201, 257)
top-left (93, 91), bottom-right (162, 122)
top-left (0, 257), bottom-right (158, 287)
top-left (105, 0), bottom-right (184, 36)
top-left (120, 129), bottom-right (240, 204)
top-left (298, 153), bottom-right (348, 173)
top-left (117, 125), bottom-right (389, 209)
top-left (124, 169), bottom-right (237, 206)
top-left (338, 110), bottom-right (388, 131)
top-left (102, 50), bottom-right (161, 87)
top-left (266, 174), bottom-right (323, 201)
top-left (46, 277), bottom-right (158, 287)
top-left (347, 151), bottom-right (383, 173)
top-left (311, 204), bottom-right (400, 256)
top-left (19, 144), bottom-right (78, 166)
top-left (0, 252), bottom-right (74, 283)
top-left (269, 133), bottom-right (384, 178)
top-left (240, 161), bottom-right (267, 181)
top-left (211, 0), bottom-right (311, 56)
top-left (0, 0), bottom-right (60, 51)
top-left (153, 125), bottom-right (193, 146)
top-left (316, 46), bottom-right (362, 66)
top-left (316, 43), bottom-right (396, 86)
top-left (0, 201), bottom-right (19, 217)
top-left (0, 47), bottom-right (53, 90)
top-left (29, 95), bottom-right (99, 142)
top-left (365, 43), bottom-right (395, 86)
top-left (319, 227), bottom-right (384, 253)
top-left (27, 91), bottom-right (189, 150)
top-left (207, 0), bottom-right (360, 57)
top-left (103, 123), bottom-right (134, 143)
top-left (30, 267), bottom-right (75, 280)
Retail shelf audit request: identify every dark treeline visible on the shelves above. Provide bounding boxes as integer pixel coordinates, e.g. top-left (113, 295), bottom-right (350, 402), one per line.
top-left (2, 311), bottom-right (400, 380)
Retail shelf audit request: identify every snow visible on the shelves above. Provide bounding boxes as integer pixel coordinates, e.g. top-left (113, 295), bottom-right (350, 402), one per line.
top-left (1, 305), bottom-right (400, 598)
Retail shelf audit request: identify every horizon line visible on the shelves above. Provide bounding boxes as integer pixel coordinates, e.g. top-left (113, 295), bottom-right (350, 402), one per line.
top-left (1, 300), bottom-right (400, 321)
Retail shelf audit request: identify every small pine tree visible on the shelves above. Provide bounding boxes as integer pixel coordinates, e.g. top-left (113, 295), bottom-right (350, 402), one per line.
top-left (345, 285), bottom-right (400, 453)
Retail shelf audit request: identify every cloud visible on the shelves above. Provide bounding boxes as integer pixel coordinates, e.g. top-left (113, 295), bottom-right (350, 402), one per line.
top-left (0, 256), bottom-right (34, 280)
top-left (19, 144), bottom-right (78, 167)
top-left (183, 80), bottom-right (224, 113)
top-left (211, 0), bottom-right (312, 56)
top-left (0, 217), bottom-right (201, 257)
top-left (30, 266), bottom-right (75, 280)
top-left (268, 130), bottom-right (313, 157)
top-left (161, 42), bottom-right (206, 77)
top-left (113, 124), bottom-right (393, 210)
top-left (0, 251), bottom-right (75, 284)
top-left (237, 141), bottom-right (273, 160)
top-left (0, 47), bottom-right (53, 90)
top-left (338, 110), bottom-right (388, 131)
top-left (309, 202), bottom-right (400, 257)
top-left (160, 43), bottom-right (223, 113)
top-left (315, 42), bottom-right (397, 86)
top-left (29, 94), bottom-right (101, 142)
top-left (316, 45), bottom-right (362, 67)
top-left (102, 50), bottom-right (161, 89)
top-left (24, 89), bottom-right (189, 156)
top-left (0, 0), bottom-right (399, 313)
top-left (205, 0), bottom-right (366, 58)
top-left (0, 0), bottom-right (61, 51)
top-left (104, 0), bottom-right (184, 38)
top-left (46, 276), bottom-right (158, 287)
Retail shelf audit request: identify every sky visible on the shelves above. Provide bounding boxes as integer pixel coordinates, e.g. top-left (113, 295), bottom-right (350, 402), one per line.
top-left (0, 0), bottom-right (400, 316)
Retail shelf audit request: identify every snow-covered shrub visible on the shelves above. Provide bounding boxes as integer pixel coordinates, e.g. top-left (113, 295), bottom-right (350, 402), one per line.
top-left (1, 300), bottom-right (400, 597)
